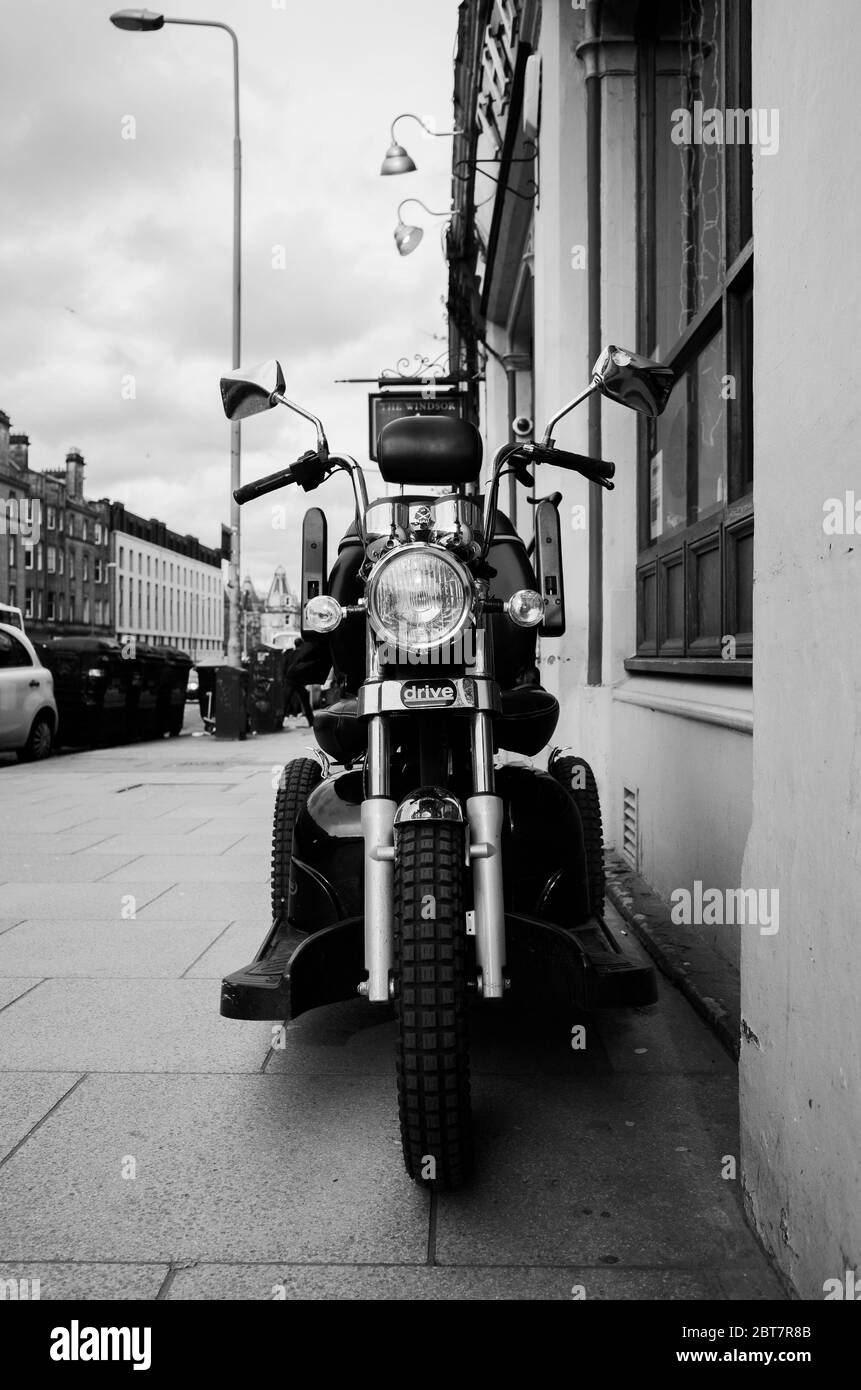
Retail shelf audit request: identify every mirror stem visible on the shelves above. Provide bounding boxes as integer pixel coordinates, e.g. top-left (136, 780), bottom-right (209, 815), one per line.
top-left (273, 392), bottom-right (329, 457)
top-left (541, 382), bottom-right (597, 446)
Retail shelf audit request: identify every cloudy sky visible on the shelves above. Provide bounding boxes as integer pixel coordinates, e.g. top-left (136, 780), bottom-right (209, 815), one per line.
top-left (1, 0), bottom-right (461, 594)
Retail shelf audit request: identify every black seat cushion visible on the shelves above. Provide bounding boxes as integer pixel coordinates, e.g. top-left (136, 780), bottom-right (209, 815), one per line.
top-left (496, 686), bottom-right (559, 756)
top-left (313, 698), bottom-right (366, 764)
top-left (377, 415), bottom-right (483, 485)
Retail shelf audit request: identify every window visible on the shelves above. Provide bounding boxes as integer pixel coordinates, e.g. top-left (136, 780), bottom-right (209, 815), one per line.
top-left (47, 546), bottom-right (56, 574)
top-left (95, 559), bottom-right (103, 583)
top-left (58, 594), bottom-right (64, 622)
top-left (82, 520), bottom-right (88, 543)
top-left (83, 555), bottom-right (89, 583)
top-left (37, 591), bottom-right (43, 619)
top-left (94, 599), bottom-right (102, 626)
top-left (69, 597), bottom-right (75, 624)
top-left (59, 510), bottom-right (64, 534)
top-left (83, 597), bottom-right (90, 624)
top-left (25, 589), bottom-right (33, 619)
top-left (59, 551), bottom-right (64, 576)
top-left (0, 630), bottom-right (32, 669)
top-left (8, 537), bottom-right (15, 568)
top-left (69, 549), bottom-right (75, 580)
top-left (47, 505), bottom-right (56, 530)
top-left (95, 523), bottom-right (102, 545)
top-left (119, 546), bottom-right (124, 570)
top-left (633, 0), bottom-right (753, 676)
top-left (47, 592), bottom-right (56, 622)
top-left (8, 584), bottom-right (16, 608)
top-left (24, 545), bottom-right (33, 571)
top-left (36, 544), bottom-right (43, 572)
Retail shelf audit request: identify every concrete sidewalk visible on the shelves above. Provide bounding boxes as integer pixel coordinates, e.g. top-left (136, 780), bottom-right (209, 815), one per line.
top-left (0, 717), bottom-right (785, 1300)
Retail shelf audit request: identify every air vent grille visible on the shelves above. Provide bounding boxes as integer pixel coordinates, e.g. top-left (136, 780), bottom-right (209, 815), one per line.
top-left (622, 786), bottom-right (638, 868)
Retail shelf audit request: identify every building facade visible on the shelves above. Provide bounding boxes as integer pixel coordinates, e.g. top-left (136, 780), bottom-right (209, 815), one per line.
top-left (110, 504), bottom-right (223, 660)
top-left (449, 0), bottom-right (860, 1297)
top-left (0, 411), bottom-right (226, 658)
top-left (0, 415), bottom-right (113, 641)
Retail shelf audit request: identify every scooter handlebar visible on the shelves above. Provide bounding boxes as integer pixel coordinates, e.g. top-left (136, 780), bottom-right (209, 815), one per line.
top-left (522, 442), bottom-right (615, 485)
top-left (233, 466), bottom-right (297, 506)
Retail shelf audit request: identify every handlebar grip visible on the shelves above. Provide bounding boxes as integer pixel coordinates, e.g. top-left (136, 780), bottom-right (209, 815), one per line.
top-left (548, 448), bottom-right (615, 480)
top-left (233, 465), bottom-right (296, 506)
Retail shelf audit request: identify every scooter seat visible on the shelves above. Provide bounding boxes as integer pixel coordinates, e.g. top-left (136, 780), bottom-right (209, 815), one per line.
top-left (313, 686), bottom-right (560, 764)
top-left (313, 698), bottom-right (366, 764)
top-left (497, 685), bottom-right (560, 755)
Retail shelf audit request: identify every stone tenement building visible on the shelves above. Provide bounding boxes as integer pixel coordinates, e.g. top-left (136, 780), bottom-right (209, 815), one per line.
top-left (0, 410), bottom-right (112, 641)
top-left (0, 409), bottom-right (225, 657)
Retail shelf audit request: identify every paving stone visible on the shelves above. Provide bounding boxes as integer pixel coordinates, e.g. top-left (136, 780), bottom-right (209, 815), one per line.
top-left (0, 883), bottom-right (173, 919)
top-left (166, 1262), bottom-right (762, 1301)
top-left (0, 979), bottom-right (271, 1072)
top-left (0, 921), bottom-right (232, 979)
top-left (0, 1074), bottom-right (427, 1263)
top-left (100, 855), bottom-right (270, 884)
top-left (0, 1261), bottom-right (167, 1300)
top-left (0, 1073), bottom-right (81, 1160)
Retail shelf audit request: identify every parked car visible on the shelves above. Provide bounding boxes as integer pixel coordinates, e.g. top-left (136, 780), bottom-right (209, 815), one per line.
top-left (0, 621), bottom-right (58, 761)
top-left (0, 602), bottom-right (25, 632)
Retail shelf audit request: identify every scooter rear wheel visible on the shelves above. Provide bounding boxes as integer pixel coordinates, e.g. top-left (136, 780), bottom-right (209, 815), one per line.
top-left (549, 753), bottom-right (605, 918)
top-left (394, 819), bottom-right (473, 1190)
top-left (271, 758), bottom-right (323, 925)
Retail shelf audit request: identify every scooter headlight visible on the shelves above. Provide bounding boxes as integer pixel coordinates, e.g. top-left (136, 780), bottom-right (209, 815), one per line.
top-left (367, 546), bottom-right (472, 653)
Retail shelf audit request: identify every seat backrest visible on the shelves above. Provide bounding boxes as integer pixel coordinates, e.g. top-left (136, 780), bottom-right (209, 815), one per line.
top-left (377, 414), bottom-right (482, 485)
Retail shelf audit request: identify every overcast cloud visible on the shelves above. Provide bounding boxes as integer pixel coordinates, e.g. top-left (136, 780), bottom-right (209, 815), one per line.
top-left (1, 0), bottom-right (460, 593)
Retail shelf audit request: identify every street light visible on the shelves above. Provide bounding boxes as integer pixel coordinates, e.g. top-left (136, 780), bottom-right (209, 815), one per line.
top-left (393, 199), bottom-right (450, 256)
top-left (110, 8), bottom-right (244, 671)
top-left (380, 113), bottom-right (461, 176)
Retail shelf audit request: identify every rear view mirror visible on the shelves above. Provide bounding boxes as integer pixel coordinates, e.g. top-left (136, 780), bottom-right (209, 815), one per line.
top-left (592, 346), bottom-right (675, 418)
top-left (219, 360), bottom-right (286, 421)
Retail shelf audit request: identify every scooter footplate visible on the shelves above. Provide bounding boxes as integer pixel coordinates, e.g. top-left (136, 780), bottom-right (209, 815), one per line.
top-left (220, 916), bottom-right (365, 1021)
top-left (506, 912), bottom-right (657, 1010)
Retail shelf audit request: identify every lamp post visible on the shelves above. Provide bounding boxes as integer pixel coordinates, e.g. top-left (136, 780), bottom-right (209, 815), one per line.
top-left (110, 9), bottom-right (243, 669)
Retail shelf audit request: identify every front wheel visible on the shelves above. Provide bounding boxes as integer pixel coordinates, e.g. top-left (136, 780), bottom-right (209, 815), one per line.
top-left (394, 819), bottom-right (473, 1190)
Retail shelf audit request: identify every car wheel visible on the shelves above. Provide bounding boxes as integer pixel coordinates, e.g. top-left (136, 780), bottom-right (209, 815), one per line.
top-left (17, 714), bottom-right (54, 763)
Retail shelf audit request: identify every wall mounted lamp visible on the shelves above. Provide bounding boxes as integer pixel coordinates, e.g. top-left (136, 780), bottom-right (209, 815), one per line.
top-left (380, 112), bottom-right (462, 176)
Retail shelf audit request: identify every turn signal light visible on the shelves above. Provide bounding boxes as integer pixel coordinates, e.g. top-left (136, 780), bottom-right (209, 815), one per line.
top-left (506, 589), bottom-right (545, 627)
top-left (304, 595), bottom-right (343, 633)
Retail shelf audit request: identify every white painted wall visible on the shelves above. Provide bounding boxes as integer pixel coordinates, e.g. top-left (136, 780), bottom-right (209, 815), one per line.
top-left (740, 0), bottom-right (861, 1296)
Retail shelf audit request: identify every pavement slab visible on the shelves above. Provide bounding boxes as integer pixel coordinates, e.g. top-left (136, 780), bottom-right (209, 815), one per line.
top-left (0, 1262), bottom-right (168, 1299)
top-left (0, 1074), bottom-right (428, 1264)
top-left (165, 1262), bottom-right (775, 1301)
top-left (0, 978), bottom-right (272, 1072)
top-left (0, 920), bottom-right (235, 979)
top-left (0, 1072), bottom-right (82, 1161)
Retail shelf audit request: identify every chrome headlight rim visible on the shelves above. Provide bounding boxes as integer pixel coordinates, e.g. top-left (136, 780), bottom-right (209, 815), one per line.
top-left (365, 542), bottom-right (474, 653)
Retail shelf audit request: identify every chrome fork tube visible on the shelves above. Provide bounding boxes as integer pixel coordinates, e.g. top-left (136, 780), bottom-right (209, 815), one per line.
top-left (467, 624), bottom-right (506, 999)
top-left (362, 628), bottom-right (395, 1001)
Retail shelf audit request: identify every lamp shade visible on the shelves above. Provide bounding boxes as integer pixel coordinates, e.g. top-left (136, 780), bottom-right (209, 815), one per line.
top-left (109, 9), bottom-right (165, 30)
top-left (394, 221), bottom-right (424, 256)
top-left (380, 142), bottom-right (417, 176)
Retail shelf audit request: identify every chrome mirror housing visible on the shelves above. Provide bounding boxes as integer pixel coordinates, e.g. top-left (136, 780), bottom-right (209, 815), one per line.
top-left (592, 346), bottom-right (675, 418)
top-left (219, 360), bottom-right (286, 421)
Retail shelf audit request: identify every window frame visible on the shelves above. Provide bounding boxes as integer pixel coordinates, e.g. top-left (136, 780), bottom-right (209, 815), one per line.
top-left (630, 0), bottom-right (753, 681)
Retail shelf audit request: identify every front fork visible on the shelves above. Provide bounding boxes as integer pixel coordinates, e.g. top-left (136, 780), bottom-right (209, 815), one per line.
top-left (361, 628), bottom-right (507, 1003)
